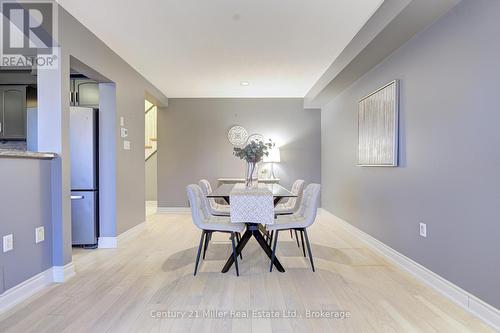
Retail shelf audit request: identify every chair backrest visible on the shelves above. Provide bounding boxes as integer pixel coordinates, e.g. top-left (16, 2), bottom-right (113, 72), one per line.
top-left (285, 179), bottom-right (305, 211)
top-left (296, 183), bottom-right (321, 228)
top-left (186, 184), bottom-right (211, 229)
top-left (199, 179), bottom-right (213, 194)
top-left (199, 179), bottom-right (218, 209)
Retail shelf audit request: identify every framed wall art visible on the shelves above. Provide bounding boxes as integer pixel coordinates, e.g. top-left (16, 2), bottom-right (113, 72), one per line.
top-left (358, 80), bottom-right (399, 166)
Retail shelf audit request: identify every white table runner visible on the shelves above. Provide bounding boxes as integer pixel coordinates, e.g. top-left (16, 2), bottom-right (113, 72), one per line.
top-left (229, 183), bottom-right (274, 225)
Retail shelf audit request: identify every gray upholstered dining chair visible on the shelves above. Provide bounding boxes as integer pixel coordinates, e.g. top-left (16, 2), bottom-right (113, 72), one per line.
top-left (274, 179), bottom-right (305, 215)
top-left (199, 179), bottom-right (230, 216)
top-left (186, 184), bottom-right (245, 276)
top-left (267, 183), bottom-right (321, 272)
top-left (199, 179), bottom-right (242, 259)
top-left (274, 179), bottom-right (305, 245)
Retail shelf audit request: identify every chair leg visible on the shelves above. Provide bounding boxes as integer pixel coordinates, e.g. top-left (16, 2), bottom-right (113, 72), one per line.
top-left (300, 229), bottom-right (306, 257)
top-left (290, 230), bottom-right (293, 238)
top-left (303, 229), bottom-right (315, 272)
top-left (270, 230), bottom-right (279, 272)
top-left (294, 230), bottom-right (300, 247)
top-left (194, 231), bottom-right (205, 276)
top-left (268, 230), bottom-right (274, 246)
top-left (236, 233), bottom-right (243, 259)
top-left (231, 232), bottom-right (239, 276)
top-left (202, 231), bottom-right (210, 260)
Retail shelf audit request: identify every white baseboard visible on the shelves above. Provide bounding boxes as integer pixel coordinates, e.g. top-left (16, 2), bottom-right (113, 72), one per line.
top-left (0, 262), bottom-right (75, 315)
top-left (52, 262), bottom-right (75, 283)
top-left (0, 268), bottom-right (53, 314)
top-left (98, 220), bottom-right (149, 249)
top-left (157, 207), bottom-right (191, 214)
top-left (319, 209), bottom-right (500, 331)
top-left (98, 236), bottom-right (117, 249)
top-left (469, 296), bottom-right (500, 332)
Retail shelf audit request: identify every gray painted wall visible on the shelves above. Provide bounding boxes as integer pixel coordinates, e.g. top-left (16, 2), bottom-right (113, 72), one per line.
top-left (56, 7), bottom-right (168, 241)
top-left (158, 98), bottom-right (321, 207)
top-left (37, 55), bottom-right (71, 266)
top-left (0, 4), bottom-right (169, 292)
top-left (98, 83), bottom-right (117, 237)
top-left (0, 158), bottom-right (53, 292)
top-left (321, 0), bottom-right (500, 309)
top-left (145, 153), bottom-right (157, 201)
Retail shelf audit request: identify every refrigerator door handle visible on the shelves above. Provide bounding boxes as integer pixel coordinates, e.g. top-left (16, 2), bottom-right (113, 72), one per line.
top-left (71, 195), bottom-right (85, 200)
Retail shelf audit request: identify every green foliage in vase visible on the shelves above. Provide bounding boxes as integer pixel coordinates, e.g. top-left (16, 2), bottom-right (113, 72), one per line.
top-left (233, 139), bottom-right (274, 163)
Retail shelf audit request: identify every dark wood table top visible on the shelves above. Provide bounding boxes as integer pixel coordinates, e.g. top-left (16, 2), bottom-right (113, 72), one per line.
top-left (207, 183), bottom-right (296, 199)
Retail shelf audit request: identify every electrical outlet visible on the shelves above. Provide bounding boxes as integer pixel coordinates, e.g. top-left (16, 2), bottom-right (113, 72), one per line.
top-left (123, 140), bottom-right (130, 150)
top-left (419, 222), bottom-right (427, 238)
top-left (35, 226), bottom-right (45, 244)
top-left (120, 127), bottom-right (128, 138)
top-left (3, 234), bottom-right (13, 252)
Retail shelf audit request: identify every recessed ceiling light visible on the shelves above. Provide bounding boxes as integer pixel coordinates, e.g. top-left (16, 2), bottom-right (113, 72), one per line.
top-left (240, 81), bottom-right (249, 86)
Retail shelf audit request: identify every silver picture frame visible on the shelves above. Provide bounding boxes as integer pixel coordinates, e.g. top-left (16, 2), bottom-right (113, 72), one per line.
top-left (357, 80), bottom-right (399, 166)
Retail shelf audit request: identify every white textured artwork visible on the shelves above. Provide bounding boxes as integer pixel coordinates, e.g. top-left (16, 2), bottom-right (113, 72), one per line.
top-left (247, 133), bottom-right (265, 144)
top-left (227, 125), bottom-right (248, 146)
top-left (358, 80), bottom-right (399, 166)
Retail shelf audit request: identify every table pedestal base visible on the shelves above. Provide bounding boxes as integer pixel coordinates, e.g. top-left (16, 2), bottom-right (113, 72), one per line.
top-left (221, 224), bottom-right (285, 273)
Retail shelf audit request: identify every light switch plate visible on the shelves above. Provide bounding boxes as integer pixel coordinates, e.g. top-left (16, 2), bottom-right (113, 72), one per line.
top-left (120, 116), bottom-right (125, 127)
top-left (419, 222), bottom-right (427, 238)
top-left (35, 226), bottom-right (45, 244)
top-left (123, 140), bottom-right (130, 150)
top-left (3, 234), bottom-right (13, 252)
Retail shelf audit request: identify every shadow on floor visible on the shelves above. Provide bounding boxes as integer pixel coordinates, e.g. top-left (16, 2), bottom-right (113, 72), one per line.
top-left (162, 240), bottom-right (354, 272)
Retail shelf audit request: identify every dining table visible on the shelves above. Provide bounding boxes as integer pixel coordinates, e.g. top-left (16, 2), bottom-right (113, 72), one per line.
top-left (207, 183), bottom-right (296, 273)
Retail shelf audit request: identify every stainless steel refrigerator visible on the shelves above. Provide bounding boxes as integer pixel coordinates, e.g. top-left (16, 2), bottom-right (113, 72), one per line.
top-left (70, 106), bottom-right (98, 246)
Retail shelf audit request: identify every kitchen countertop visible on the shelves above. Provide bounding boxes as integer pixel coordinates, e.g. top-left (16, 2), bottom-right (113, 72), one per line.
top-left (0, 149), bottom-right (57, 160)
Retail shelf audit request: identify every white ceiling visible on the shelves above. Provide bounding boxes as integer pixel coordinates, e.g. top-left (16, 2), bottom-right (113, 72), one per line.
top-left (57, 0), bottom-right (383, 98)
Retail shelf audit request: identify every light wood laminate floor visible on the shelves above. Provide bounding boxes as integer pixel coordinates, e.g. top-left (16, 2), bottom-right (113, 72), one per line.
top-left (0, 211), bottom-right (493, 332)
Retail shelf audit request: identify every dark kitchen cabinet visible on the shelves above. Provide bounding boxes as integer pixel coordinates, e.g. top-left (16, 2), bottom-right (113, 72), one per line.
top-left (0, 85), bottom-right (26, 139)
